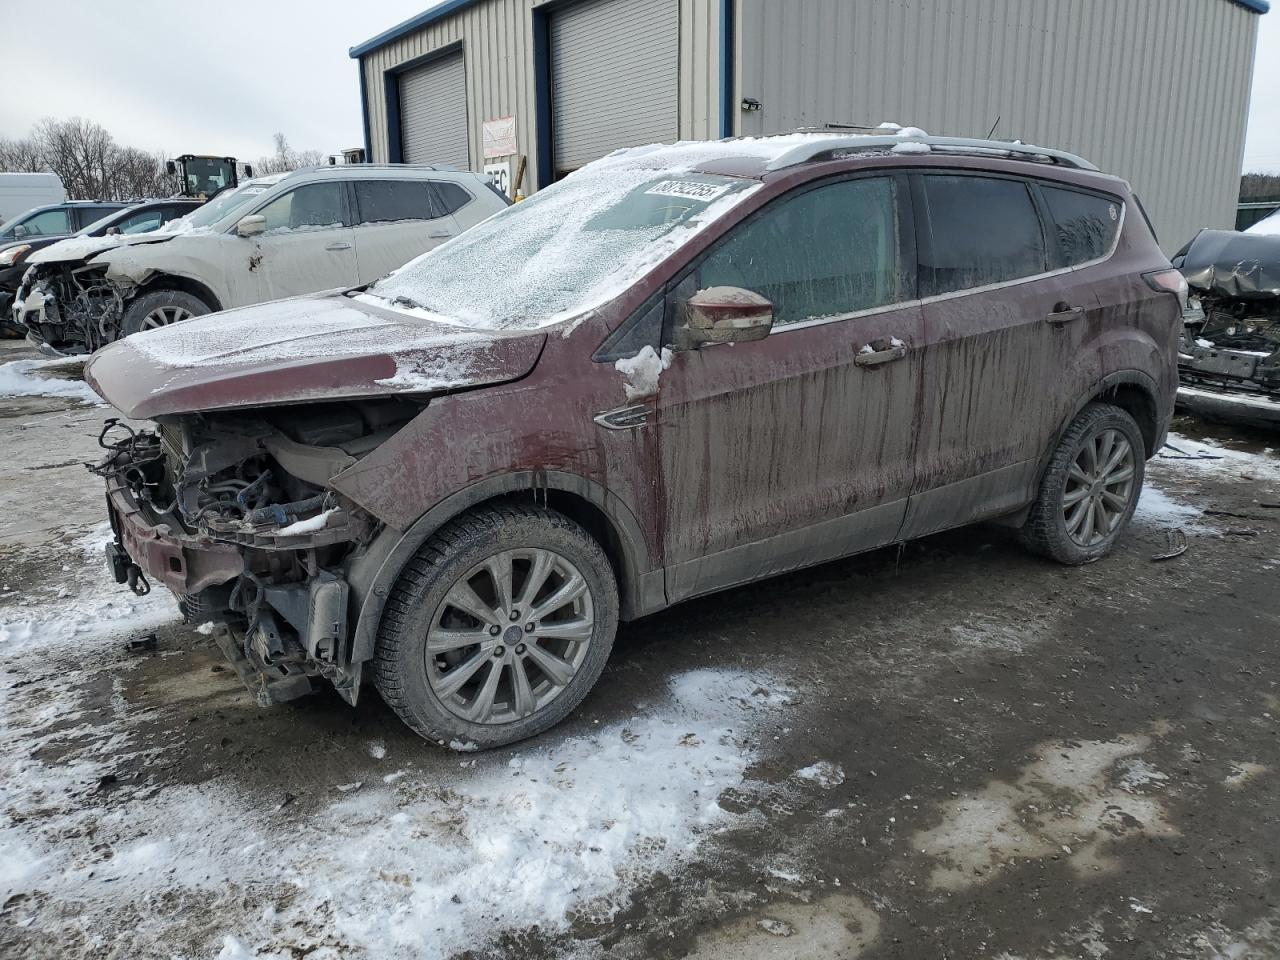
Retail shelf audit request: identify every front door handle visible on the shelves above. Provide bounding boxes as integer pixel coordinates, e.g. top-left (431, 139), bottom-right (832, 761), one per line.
top-left (1047, 302), bottom-right (1085, 325)
top-left (855, 338), bottom-right (908, 366)
top-left (325, 241), bottom-right (353, 251)
top-left (428, 230), bottom-right (454, 240)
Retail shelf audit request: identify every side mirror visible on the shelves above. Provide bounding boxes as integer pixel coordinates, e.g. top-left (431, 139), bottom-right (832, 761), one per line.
top-left (12, 224), bottom-right (28, 239)
top-left (106, 226), bottom-right (121, 236)
top-left (677, 286), bottom-right (773, 349)
top-left (236, 214), bottom-right (266, 238)
top-left (165, 160), bottom-right (176, 176)
top-left (242, 164), bottom-right (254, 178)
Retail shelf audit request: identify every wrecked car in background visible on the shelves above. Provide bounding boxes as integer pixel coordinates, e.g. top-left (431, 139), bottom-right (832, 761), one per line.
top-left (15, 165), bottom-right (508, 355)
top-left (1173, 228), bottom-right (1280, 429)
top-left (1, 198), bottom-right (201, 331)
top-left (85, 131), bottom-right (1182, 749)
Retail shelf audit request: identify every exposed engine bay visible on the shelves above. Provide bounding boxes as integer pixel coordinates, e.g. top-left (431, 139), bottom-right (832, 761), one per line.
top-left (16, 263), bottom-right (126, 355)
top-left (1173, 229), bottom-right (1280, 427)
top-left (92, 398), bottom-right (420, 704)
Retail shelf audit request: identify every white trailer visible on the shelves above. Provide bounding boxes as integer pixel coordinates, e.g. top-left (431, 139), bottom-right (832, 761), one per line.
top-left (0, 172), bottom-right (65, 223)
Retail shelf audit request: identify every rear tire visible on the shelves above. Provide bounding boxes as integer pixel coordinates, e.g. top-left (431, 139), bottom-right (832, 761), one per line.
top-left (120, 289), bottom-right (210, 338)
top-left (373, 503), bottom-right (619, 749)
top-left (1019, 402), bottom-right (1146, 565)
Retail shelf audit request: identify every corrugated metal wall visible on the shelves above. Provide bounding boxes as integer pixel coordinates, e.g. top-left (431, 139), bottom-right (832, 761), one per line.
top-left (735, 0), bottom-right (1259, 252)
top-left (361, 0), bottom-right (721, 189)
top-left (551, 0), bottom-right (680, 171)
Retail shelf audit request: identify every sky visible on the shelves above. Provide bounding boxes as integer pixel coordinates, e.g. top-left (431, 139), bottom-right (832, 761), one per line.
top-left (1, 0), bottom-right (1278, 172)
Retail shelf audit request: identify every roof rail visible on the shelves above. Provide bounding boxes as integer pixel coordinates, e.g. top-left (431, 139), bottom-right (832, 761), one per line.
top-left (293, 162), bottom-right (458, 174)
top-left (765, 135), bottom-right (1098, 172)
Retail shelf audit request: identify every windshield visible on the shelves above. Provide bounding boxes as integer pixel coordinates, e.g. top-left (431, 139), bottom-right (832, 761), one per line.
top-left (170, 178), bottom-right (276, 231)
top-left (182, 157), bottom-right (234, 197)
top-left (366, 164), bottom-right (759, 329)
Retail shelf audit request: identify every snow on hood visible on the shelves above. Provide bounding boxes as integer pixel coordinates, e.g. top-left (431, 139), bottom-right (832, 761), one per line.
top-left (84, 291), bottom-right (546, 418)
top-left (28, 229), bottom-right (176, 266)
top-left (1246, 211), bottom-right (1280, 237)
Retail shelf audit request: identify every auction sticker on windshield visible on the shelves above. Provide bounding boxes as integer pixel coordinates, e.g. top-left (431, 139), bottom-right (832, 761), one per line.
top-left (644, 180), bottom-right (732, 202)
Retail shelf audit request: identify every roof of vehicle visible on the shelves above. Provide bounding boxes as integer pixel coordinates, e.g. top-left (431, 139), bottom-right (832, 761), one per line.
top-left (274, 163), bottom-right (480, 182)
top-left (596, 130), bottom-right (1104, 182)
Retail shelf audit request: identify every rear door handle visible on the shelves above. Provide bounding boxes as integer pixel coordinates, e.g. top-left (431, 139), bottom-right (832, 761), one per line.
top-left (325, 241), bottom-right (352, 251)
top-left (1047, 302), bottom-right (1085, 325)
top-left (855, 339), bottom-right (908, 366)
top-left (428, 230), bottom-right (454, 240)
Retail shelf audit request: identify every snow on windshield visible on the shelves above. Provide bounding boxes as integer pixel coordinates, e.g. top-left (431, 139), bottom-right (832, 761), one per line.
top-left (159, 175), bottom-right (286, 233)
top-left (364, 139), bottom-right (814, 329)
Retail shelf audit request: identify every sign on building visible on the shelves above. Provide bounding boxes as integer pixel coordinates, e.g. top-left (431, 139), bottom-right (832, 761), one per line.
top-left (482, 116), bottom-right (517, 159)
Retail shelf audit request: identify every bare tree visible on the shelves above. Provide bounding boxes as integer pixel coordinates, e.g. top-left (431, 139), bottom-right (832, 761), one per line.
top-left (33, 117), bottom-right (119, 199)
top-left (113, 147), bottom-right (173, 199)
top-left (0, 118), bottom-right (325, 199)
top-left (0, 137), bottom-right (48, 173)
top-left (1241, 172), bottom-right (1280, 203)
top-left (255, 133), bottom-right (326, 175)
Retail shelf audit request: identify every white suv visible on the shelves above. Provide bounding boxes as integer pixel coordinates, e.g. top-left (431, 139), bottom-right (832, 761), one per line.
top-left (17, 165), bottom-right (508, 354)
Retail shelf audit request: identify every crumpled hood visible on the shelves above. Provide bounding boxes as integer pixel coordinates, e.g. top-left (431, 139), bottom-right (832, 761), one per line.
top-left (28, 230), bottom-right (177, 266)
top-left (84, 290), bottom-right (546, 418)
top-left (1174, 229), bottom-right (1280, 301)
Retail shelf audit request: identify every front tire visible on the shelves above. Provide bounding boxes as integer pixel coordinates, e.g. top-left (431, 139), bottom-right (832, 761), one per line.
top-left (120, 289), bottom-right (210, 338)
top-left (1019, 402), bottom-right (1146, 565)
top-left (373, 503), bottom-right (619, 749)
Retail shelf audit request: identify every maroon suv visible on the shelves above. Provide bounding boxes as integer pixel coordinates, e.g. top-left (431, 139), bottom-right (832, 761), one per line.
top-left (85, 133), bottom-right (1184, 748)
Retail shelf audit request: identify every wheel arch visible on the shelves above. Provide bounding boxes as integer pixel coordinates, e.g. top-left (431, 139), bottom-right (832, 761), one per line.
top-left (344, 471), bottom-right (660, 667)
top-left (1041, 371), bottom-right (1165, 476)
top-left (998, 370), bottom-right (1167, 530)
top-left (137, 273), bottom-right (223, 313)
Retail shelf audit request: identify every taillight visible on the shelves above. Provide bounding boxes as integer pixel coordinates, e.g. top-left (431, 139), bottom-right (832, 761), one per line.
top-left (1143, 268), bottom-right (1189, 314)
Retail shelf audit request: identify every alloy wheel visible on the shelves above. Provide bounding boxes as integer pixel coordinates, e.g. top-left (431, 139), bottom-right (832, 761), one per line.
top-left (425, 548), bottom-right (595, 724)
top-left (1062, 428), bottom-right (1136, 547)
top-left (140, 305), bottom-right (193, 330)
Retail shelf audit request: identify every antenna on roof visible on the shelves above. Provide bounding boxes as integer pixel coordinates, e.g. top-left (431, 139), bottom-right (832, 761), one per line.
top-left (986, 115), bottom-right (1001, 139)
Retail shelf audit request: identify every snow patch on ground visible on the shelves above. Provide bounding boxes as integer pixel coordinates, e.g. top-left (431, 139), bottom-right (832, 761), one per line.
top-left (615, 345), bottom-right (672, 401)
top-left (1155, 432), bottom-right (1280, 485)
top-left (1134, 483), bottom-right (1206, 530)
top-left (794, 760), bottom-right (846, 789)
top-left (916, 733), bottom-right (1176, 890)
top-left (2, 568), bottom-right (793, 960)
top-left (0, 358), bottom-right (102, 406)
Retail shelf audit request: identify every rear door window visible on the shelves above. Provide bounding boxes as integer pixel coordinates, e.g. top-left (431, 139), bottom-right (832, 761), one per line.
top-left (695, 176), bottom-right (903, 327)
top-left (920, 175), bottom-right (1047, 296)
top-left (354, 180), bottom-right (435, 224)
top-left (430, 181), bottom-right (473, 218)
top-left (1041, 185), bottom-right (1122, 266)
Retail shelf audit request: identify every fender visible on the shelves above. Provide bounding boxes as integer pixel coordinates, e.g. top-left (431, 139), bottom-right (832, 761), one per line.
top-left (1041, 367), bottom-right (1164, 483)
top-left (343, 470), bottom-right (659, 666)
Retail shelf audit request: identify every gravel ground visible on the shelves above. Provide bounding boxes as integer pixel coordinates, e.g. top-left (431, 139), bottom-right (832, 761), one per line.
top-left (0, 338), bottom-right (1277, 960)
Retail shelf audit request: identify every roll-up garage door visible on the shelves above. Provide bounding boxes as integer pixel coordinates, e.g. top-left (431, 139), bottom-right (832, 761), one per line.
top-left (399, 51), bottom-right (469, 168)
top-left (551, 0), bottom-right (678, 174)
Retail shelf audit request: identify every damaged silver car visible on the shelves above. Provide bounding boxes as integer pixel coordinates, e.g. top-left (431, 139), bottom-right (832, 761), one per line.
top-left (1173, 229), bottom-right (1280, 428)
top-left (14, 164), bottom-right (507, 355)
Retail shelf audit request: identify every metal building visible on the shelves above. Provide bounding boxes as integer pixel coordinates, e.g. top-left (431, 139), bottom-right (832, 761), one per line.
top-left (351, 0), bottom-right (1268, 249)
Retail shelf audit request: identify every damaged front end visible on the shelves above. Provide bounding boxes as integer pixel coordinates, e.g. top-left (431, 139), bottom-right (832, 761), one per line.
top-left (16, 262), bottom-right (125, 356)
top-left (1174, 229), bottom-right (1280, 428)
top-left (92, 399), bottom-right (418, 705)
